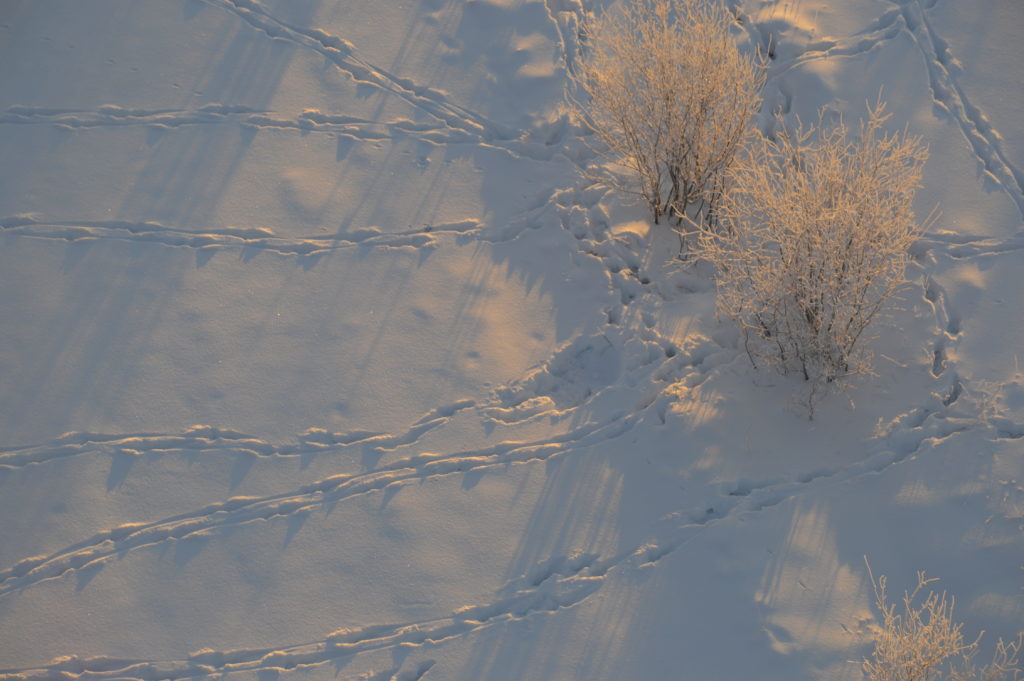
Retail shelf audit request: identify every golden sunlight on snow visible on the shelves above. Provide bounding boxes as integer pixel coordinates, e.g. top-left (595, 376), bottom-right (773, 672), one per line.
top-left (756, 501), bottom-right (870, 656)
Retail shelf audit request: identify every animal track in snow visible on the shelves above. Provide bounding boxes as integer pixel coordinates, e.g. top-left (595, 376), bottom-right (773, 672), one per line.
top-left (2, 408), bottom-right (982, 681)
top-left (0, 319), bottom-right (729, 599)
top-left (3, 0), bottom-right (1020, 674)
top-left (201, 0), bottom-right (515, 142)
top-left (0, 413), bottom-right (640, 598)
top-left (0, 214), bottom-right (482, 258)
top-left (897, 0), bottom-right (1024, 219)
top-left (0, 402), bottom-right (476, 471)
top-left (2, 105), bottom-right (475, 142)
top-left (743, 5), bottom-right (906, 80)
top-left (1, 554), bottom-right (608, 681)
top-left (0, 104), bottom-right (569, 163)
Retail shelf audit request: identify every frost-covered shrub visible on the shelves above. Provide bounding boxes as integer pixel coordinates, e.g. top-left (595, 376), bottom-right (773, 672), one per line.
top-left (864, 570), bottom-right (1022, 681)
top-left (573, 0), bottom-right (764, 225)
top-left (700, 103), bottom-right (929, 406)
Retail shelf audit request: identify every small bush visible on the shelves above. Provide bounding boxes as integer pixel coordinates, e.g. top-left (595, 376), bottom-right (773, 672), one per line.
top-left (573, 0), bottom-right (764, 225)
top-left (700, 102), bottom-right (929, 410)
top-left (864, 569), bottom-right (1022, 681)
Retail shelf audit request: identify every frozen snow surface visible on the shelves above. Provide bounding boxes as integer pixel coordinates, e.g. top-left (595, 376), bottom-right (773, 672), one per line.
top-left (0, 1), bottom-right (1021, 680)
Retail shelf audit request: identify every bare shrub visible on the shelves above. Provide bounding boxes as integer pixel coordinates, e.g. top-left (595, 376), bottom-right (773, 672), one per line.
top-left (952, 638), bottom-right (1024, 681)
top-left (700, 102), bottom-right (930, 409)
top-left (572, 0), bottom-right (764, 225)
top-left (864, 568), bottom-right (1022, 681)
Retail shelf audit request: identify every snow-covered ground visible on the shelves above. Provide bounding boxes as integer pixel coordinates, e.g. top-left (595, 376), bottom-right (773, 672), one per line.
top-left (1, 1), bottom-right (1021, 680)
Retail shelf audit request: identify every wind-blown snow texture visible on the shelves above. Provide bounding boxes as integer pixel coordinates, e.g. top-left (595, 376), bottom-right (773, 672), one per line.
top-left (0, 1), bottom-right (1021, 680)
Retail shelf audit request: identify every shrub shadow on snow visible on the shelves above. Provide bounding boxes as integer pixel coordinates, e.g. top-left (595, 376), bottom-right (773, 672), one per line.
top-left (0, 2), bottom-right (313, 445)
top-left (449, 192), bottom-right (972, 681)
